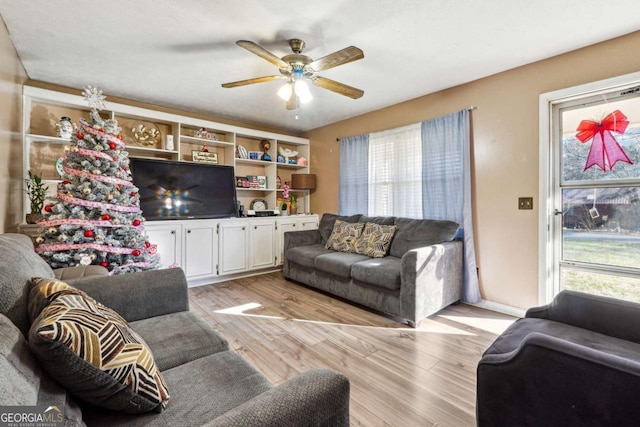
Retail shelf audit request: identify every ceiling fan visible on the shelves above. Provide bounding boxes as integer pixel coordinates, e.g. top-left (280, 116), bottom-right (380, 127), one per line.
top-left (221, 39), bottom-right (364, 110)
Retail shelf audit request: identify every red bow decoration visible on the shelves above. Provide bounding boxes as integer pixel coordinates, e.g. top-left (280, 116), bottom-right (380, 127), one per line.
top-left (575, 110), bottom-right (633, 172)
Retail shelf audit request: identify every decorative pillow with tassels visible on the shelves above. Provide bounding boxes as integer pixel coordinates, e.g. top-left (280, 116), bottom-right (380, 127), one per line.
top-left (28, 277), bottom-right (170, 414)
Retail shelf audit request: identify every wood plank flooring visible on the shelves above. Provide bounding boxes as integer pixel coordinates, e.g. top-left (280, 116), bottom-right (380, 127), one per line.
top-left (189, 272), bottom-right (516, 427)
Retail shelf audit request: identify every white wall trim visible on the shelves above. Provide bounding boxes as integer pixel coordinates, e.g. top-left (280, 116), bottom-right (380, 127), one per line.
top-left (538, 71), bottom-right (640, 306)
top-left (465, 300), bottom-right (526, 318)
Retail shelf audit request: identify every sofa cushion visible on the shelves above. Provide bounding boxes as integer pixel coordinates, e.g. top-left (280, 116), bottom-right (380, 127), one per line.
top-left (81, 350), bottom-right (273, 426)
top-left (485, 318), bottom-right (640, 363)
top-left (358, 215), bottom-right (396, 225)
top-left (353, 223), bottom-right (397, 258)
top-left (130, 311), bottom-right (229, 371)
top-left (351, 257), bottom-right (402, 291)
top-left (314, 252), bottom-right (370, 279)
top-left (318, 213), bottom-right (362, 243)
top-left (286, 244), bottom-right (334, 268)
top-left (0, 233), bottom-right (55, 336)
top-left (325, 220), bottom-right (365, 252)
top-left (28, 279), bottom-right (170, 414)
top-left (389, 218), bottom-right (459, 258)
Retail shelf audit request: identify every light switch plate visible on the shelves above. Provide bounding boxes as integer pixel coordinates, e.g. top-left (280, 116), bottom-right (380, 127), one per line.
top-left (518, 197), bottom-right (533, 210)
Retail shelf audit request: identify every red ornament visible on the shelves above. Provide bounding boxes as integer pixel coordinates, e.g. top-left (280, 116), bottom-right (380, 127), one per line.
top-left (109, 142), bottom-right (116, 149)
top-left (117, 184), bottom-right (122, 190)
top-left (133, 219), bottom-right (141, 226)
top-left (132, 249), bottom-right (141, 256)
top-left (101, 213), bottom-right (111, 221)
top-left (44, 205), bottom-right (53, 212)
top-left (145, 241), bottom-right (151, 248)
top-left (100, 261), bottom-right (108, 267)
top-left (130, 191), bottom-right (137, 197)
top-left (117, 134), bottom-right (123, 140)
top-left (84, 230), bottom-right (94, 238)
top-left (76, 132), bottom-right (84, 139)
top-left (62, 180), bottom-right (70, 185)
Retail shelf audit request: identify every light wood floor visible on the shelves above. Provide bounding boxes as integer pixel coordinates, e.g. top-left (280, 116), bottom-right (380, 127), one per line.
top-left (189, 272), bottom-right (516, 427)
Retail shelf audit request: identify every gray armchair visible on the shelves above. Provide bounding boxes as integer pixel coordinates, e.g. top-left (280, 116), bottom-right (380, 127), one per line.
top-left (477, 290), bottom-right (640, 426)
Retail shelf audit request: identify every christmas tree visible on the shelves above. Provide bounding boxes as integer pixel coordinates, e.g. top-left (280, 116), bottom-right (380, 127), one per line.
top-left (35, 86), bottom-right (159, 274)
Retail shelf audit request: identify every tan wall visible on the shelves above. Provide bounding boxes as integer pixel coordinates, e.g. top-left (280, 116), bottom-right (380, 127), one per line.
top-left (305, 30), bottom-right (640, 309)
top-left (0, 16), bottom-right (27, 233)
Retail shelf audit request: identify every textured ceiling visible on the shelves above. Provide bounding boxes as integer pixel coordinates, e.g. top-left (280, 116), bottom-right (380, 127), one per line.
top-left (1, 0), bottom-right (639, 134)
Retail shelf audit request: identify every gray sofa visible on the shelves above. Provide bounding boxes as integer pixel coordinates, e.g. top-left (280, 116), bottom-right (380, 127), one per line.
top-left (477, 290), bottom-right (640, 426)
top-left (1, 233), bottom-right (350, 426)
top-left (283, 213), bottom-right (464, 327)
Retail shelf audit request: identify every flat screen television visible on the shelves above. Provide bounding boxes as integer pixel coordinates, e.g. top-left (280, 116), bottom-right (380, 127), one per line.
top-left (130, 157), bottom-right (238, 220)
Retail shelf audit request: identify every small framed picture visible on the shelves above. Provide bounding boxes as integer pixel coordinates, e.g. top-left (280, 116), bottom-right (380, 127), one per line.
top-left (192, 151), bottom-right (218, 164)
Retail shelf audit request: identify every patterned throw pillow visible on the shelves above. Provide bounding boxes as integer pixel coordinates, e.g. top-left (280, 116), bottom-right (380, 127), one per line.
top-left (325, 220), bottom-right (365, 253)
top-left (28, 277), bottom-right (170, 414)
top-left (354, 222), bottom-right (398, 258)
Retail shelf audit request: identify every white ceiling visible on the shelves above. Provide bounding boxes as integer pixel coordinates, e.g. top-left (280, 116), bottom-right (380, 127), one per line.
top-left (2, 0), bottom-right (640, 134)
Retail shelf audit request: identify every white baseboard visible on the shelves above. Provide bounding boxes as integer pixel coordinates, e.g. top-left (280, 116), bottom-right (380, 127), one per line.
top-left (465, 300), bottom-right (526, 318)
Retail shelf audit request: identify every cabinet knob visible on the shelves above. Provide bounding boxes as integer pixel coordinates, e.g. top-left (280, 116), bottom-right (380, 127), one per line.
top-left (254, 226), bottom-right (257, 230)
top-left (187, 230), bottom-right (191, 234)
top-left (171, 231), bottom-right (175, 235)
top-left (242, 227), bottom-right (245, 230)
top-left (293, 224), bottom-right (296, 227)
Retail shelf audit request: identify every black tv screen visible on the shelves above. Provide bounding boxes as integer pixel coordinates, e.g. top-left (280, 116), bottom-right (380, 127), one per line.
top-left (130, 158), bottom-right (238, 220)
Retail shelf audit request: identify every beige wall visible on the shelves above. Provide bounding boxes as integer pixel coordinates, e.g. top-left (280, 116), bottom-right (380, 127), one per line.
top-left (0, 16), bottom-right (27, 233)
top-left (305, 31), bottom-right (640, 309)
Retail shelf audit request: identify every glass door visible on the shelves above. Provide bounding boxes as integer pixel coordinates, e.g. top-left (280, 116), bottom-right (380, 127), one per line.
top-left (553, 89), bottom-right (640, 302)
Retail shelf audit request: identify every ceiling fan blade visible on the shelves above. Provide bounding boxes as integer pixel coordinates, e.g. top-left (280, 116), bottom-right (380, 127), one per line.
top-left (236, 40), bottom-right (290, 70)
top-left (308, 46), bottom-right (364, 72)
top-left (311, 77), bottom-right (364, 99)
top-left (221, 75), bottom-right (284, 88)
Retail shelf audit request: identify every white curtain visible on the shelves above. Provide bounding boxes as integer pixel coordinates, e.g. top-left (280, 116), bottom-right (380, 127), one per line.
top-left (368, 123), bottom-right (422, 218)
top-left (339, 134), bottom-right (369, 215)
top-left (421, 109), bottom-right (480, 303)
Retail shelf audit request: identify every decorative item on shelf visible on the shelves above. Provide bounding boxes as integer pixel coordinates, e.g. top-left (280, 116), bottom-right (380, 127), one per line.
top-left (277, 155), bottom-right (285, 163)
top-left (131, 122), bottom-right (161, 147)
top-left (288, 159), bottom-right (297, 164)
top-left (165, 135), bottom-right (174, 151)
top-left (250, 198), bottom-right (268, 210)
top-left (236, 176), bottom-right (246, 188)
top-left (192, 151), bottom-right (218, 164)
top-left (291, 173), bottom-right (317, 191)
top-left (193, 127), bottom-right (219, 141)
top-left (297, 157), bottom-right (307, 166)
top-left (55, 116), bottom-right (75, 139)
top-left (236, 145), bottom-right (248, 159)
top-left (290, 193), bottom-right (298, 215)
top-left (201, 142), bottom-right (209, 152)
top-left (24, 170), bottom-right (48, 224)
top-left (55, 157), bottom-right (65, 177)
top-left (246, 175), bottom-right (267, 189)
top-left (248, 151), bottom-right (262, 160)
top-left (279, 147), bottom-right (298, 164)
top-left (260, 139), bottom-right (272, 161)
top-left (277, 198), bottom-right (291, 216)
top-left (276, 176), bottom-right (282, 189)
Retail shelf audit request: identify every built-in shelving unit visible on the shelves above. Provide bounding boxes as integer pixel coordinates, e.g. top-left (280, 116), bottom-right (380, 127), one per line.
top-left (21, 86), bottom-right (312, 220)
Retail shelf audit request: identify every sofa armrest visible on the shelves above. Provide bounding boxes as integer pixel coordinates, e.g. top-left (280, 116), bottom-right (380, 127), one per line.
top-left (208, 369), bottom-right (349, 427)
top-left (65, 267), bottom-right (189, 322)
top-left (283, 229), bottom-right (323, 251)
top-left (477, 332), bottom-right (640, 426)
top-left (399, 240), bottom-right (463, 324)
top-left (526, 290), bottom-right (640, 344)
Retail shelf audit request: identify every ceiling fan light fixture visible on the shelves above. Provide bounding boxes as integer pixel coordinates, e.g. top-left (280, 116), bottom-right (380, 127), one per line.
top-left (277, 82), bottom-right (292, 101)
top-left (295, 79), bottom-right (313, 104)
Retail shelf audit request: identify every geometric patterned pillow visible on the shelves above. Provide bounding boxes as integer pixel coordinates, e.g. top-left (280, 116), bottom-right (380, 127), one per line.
top-left (353, 222), bottom-right (398, 258)
top-left (28, 277), bottom-right (170, 414)
top-left (28, 277), bottom-right (72, 322)
top-left (325, 220), bottom-right (365, 253)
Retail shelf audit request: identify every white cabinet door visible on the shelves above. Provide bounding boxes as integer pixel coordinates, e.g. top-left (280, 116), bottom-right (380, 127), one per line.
top-left (249, 220), bottom-right (276, 269)
top-left (183, 221), bottom-right (217, 279)
top-left (276, 217), bottom-right (298, 266)
top-left (298, 215), bottom-right (319, 230)
top-left (219, 220), bottom-right (249, 275)
top-left (144, 222), bottom-right (182, 268)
